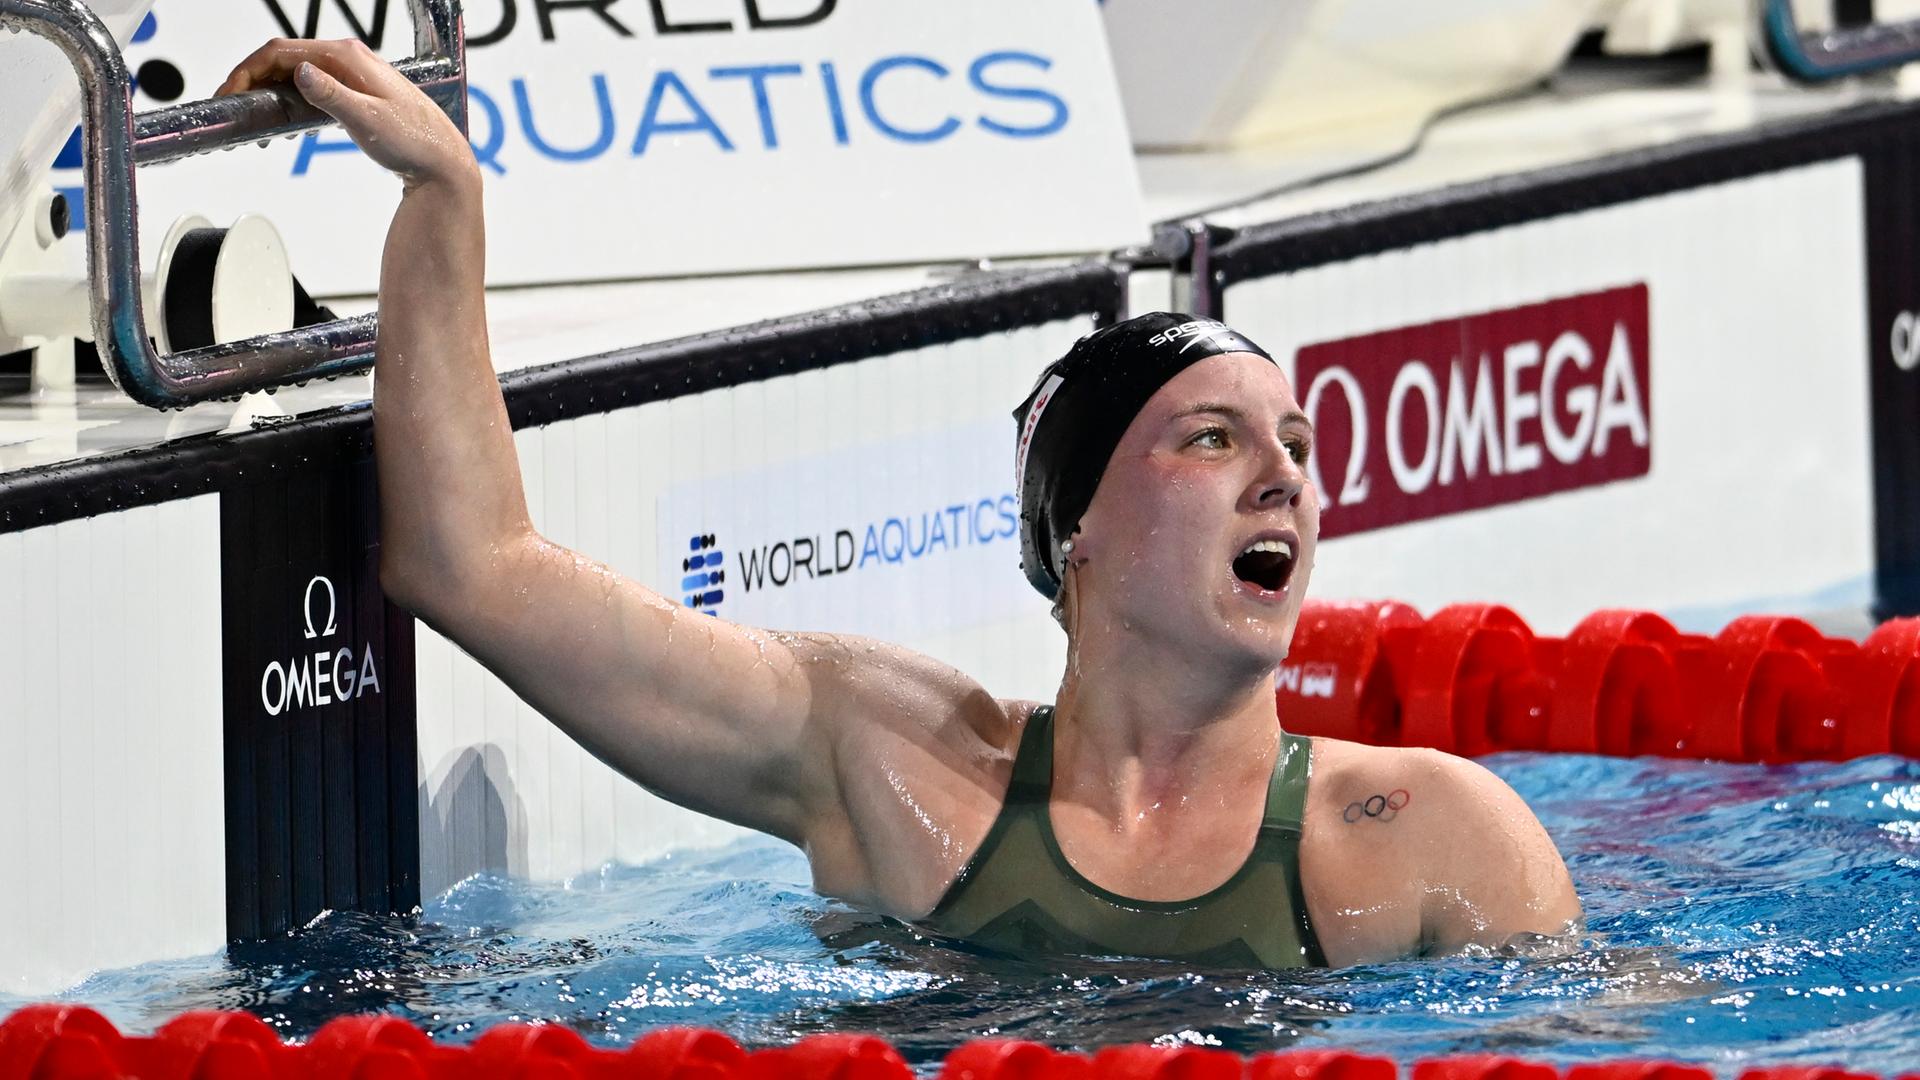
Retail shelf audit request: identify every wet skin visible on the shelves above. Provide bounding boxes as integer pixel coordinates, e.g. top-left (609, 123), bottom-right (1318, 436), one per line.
top-left (222, 39), bottom-right (1581, 969)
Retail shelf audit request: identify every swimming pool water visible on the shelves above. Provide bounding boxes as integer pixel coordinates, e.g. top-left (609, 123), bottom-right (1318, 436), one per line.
top-left (9, 752), bottom-right (1920, 1074)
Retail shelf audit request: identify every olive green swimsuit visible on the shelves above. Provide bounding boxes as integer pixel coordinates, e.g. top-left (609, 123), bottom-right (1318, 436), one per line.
top-left (922, 707), bottom-right (1327, 969)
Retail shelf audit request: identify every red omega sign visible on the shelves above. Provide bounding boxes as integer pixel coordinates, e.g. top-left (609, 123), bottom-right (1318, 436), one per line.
top-left (1296, 284), bottom-right (1652, 538)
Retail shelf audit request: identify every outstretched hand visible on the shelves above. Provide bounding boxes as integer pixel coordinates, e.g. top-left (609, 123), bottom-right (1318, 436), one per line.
top-left (216, 38), bottom-right (473, 187)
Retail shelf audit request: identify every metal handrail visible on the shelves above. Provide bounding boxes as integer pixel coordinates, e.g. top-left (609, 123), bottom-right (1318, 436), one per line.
top-left (1759, 0), bottom-right (1920, 82)
top-left (0, 0), bottom-right (466, 408)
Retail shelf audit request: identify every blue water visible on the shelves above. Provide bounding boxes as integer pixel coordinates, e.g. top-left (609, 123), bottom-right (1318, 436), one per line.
top-left (12, 753), bottom-right (1920, 1074)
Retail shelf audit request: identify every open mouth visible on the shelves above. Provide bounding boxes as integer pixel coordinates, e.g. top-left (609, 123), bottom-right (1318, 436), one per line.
top-left (1231, 538), bottom-right (1296, 594)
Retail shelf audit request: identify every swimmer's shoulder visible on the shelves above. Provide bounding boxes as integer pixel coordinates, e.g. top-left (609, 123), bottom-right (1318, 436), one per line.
top-left (790, 641), bottom-right (1041, 915)
top-left (1295, 738), bottom-right (1454, 964)
top-left (797, 631), bottom-right (1030, 749)
top-left (1297, 738), bottom-right (1575, 963)
top-left (1302, 739), bottom-right (1551, 849)
top-left (1301, 737), bottom-right (1470, 835)
top-left (803, 636), bottom-right (1038, 841)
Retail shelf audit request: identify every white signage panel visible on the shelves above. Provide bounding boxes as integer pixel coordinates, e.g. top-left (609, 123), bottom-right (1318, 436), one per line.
top-left (47, 0), bottom-right (1146, 293)
top-left (1100, 0), bottom-right (1600, 149)
top-left (1225, 160), bottom-right (1876, 635)
top-left (656, 415), bottom-right (1034, 643)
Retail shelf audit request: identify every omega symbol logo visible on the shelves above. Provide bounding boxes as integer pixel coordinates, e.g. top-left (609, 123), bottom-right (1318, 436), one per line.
top-left (1891, 311), bottom-right (1920, 372)
top-left (304, 575), bottom-right (338, 639)
top-left (260, 573), bottom-right (381, 717)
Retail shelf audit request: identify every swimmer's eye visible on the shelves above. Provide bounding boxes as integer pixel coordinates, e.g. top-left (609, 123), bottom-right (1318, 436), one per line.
top-left (1285, 438), bottom-right (1312, 466)
top-left (1187, 427), bottom-right (1230, 450)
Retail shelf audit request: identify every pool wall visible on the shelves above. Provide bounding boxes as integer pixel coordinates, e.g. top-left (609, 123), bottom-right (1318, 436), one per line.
top-left (0, 268), bottom-right (1118, 996)
top-left (0, 496), bottom-right (225, 994)
top-left (4, 99), bottom-right (1920, 997)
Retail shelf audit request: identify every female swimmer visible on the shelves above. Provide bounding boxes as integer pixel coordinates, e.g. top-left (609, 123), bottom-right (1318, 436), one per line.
top-left (216, 38), bottom-right (1579, 968)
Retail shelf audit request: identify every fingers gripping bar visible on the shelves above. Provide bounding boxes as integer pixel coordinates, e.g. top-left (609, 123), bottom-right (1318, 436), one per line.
top-left (0, 0), bottom-right (466, 409)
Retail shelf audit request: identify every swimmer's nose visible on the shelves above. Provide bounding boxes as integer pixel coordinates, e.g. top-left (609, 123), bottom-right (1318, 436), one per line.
top-left (1250, 439), bottom-right (1307, 510)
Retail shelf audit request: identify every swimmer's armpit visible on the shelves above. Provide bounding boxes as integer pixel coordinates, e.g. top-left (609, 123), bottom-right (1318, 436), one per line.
top-left (1341, 788), bottom-right (1411, 824)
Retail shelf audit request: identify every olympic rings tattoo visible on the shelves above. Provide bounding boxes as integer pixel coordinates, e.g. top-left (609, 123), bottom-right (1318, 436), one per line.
top-left (1342, 788), bottom-right (1412, 824)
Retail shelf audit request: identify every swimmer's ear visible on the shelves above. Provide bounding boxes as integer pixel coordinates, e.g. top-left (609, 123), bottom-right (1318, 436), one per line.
top-left (1060, 530), bottom-right (1085, 566)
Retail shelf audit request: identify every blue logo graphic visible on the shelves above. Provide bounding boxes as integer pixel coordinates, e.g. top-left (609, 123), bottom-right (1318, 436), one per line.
top-left (691, 494), bottom-right (1020, 602)
top-left (293, 50), bottom-right (1073, 178)
top-left (682, 533), bottom-right (726, 615)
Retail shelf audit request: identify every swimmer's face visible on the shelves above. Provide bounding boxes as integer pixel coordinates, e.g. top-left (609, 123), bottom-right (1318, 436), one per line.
top-left (1070, 352), bottom-right (1319, 669)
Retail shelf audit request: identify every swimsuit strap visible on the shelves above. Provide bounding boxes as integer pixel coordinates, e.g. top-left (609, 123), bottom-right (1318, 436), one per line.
top-left (1003, 704), bottom-right (1059, 806)
top-left (1263, 729), bottom-right (1314, 835)
top-left (1262, 728), bottom-right (1325, 966)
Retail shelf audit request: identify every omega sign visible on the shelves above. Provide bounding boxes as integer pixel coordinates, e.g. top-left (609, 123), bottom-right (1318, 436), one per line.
top-left (1296, 284), bottom-right (1652, 538)
top-left (259, 575), bottom-right (382, 717)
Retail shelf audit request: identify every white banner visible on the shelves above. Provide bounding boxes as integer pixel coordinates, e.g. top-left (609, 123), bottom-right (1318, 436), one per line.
top-left (1099, 0), bottom-right (1599, 149)
top-left (46, 0), bottom-right (1146, 293)
top-left (656, 415), bottom-right (1033, 639)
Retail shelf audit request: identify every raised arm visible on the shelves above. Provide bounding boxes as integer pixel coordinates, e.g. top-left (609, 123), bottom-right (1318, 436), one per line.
top-left (216, 42), bottom-right (1013, 910)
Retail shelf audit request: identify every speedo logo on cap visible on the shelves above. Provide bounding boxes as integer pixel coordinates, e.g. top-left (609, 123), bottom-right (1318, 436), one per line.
top-left (1147, 319), bottom-right (1242, 353)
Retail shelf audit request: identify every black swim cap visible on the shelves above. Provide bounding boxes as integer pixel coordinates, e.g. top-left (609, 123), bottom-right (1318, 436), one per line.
top-left (1013, 312), bottom-right (1275, 600)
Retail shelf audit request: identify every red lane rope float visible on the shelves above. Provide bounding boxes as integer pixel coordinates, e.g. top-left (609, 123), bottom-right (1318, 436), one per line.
top-left (1411, 1059), bottom-right (1558, 1080)
top-left (1275, 601), bottom-right (1424, 748)
top-left (1563, 1065), bottom-right (1713, 1080)
top-left (1547, 610), bottom-right (1688, 757)
top-left (1280, 601), bottom-right (1920, 761)
top-left (0, 1009), bottom-right (1906, 1080)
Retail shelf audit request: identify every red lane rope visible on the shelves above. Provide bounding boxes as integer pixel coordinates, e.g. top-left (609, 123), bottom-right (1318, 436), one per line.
top-left (3, 1005), bottom-right (1908, 1080)
top-left (1278, 602), bottom-right (1920, 762)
